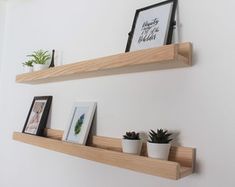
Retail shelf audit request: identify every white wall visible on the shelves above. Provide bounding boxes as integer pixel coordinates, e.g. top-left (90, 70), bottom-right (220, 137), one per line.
top-left (0, 0), bottom-right (235, 186)
top-left (0, 1), bottom-right (6, 66)
top-left (0, 1), bottom-right (6, 126)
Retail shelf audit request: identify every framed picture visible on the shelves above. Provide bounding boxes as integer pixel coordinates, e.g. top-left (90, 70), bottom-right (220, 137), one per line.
top-left (22, 96), bottom-right (53, 136)
top-left (125, 0), bottom-right (178, 52)
top-left (63, 102), bottom-right (96, 145)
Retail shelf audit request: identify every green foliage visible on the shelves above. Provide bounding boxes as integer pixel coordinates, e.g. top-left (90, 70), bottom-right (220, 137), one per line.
top-left (74, 114), bottom-right (85, 135)
top-left (148, 129), bottom-right (172, 144)
top-left (123, 131), bottom-right (140, 140)
top-left (22, 59), bottom-right (33, 67)
top-left (28, 50), bottom-right (51, 65)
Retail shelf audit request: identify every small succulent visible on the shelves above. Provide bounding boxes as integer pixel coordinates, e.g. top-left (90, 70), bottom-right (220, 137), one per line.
top-left (123, 131), bottom-right (140, 140)
top-left (22, 59), bottom-right (34, 67)
top-left (27, 50), bottom-right (51, 65)
top-left (148, 129), bottom-right (172, 144)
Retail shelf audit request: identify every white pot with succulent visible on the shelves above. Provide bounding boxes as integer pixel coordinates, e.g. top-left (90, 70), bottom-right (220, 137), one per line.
top-left (147, 129), bottom-right (173, 160)
top-left (22, 60), bottom-right (33, 73)
top-left (122, 131), bottom-right (142, 155)
top-left (28, 50), bottom-right (51, 71)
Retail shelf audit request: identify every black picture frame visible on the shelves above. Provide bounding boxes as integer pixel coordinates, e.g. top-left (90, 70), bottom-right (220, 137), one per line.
top-left (125, 0), bottom-right (178, 52)
top-left (22, 96), bottom-right (52, 136)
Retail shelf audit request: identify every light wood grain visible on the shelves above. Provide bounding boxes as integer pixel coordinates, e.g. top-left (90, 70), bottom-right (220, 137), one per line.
top-left (178, 42), bottom-right (192, 65)
top-left (13, 130), bottom-right (195, 180)
top-left (16, 42), bottom-right (192, 84)
top-left (43, 129), bottom-right (195, 169)
top-left (180, 167), bottom-right (193, 178)
top-left (43, 128), bottom-right (63, 140)
top-left (90, 136), bottom-right (195, 169)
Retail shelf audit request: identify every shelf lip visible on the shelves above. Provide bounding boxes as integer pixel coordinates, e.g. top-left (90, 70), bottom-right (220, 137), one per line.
top-left (180, 167), bottom-right (193, 178)
top-left (16, 42), bottom-right (192, 84)
top-left (13, 131), bottom-right (194, 180)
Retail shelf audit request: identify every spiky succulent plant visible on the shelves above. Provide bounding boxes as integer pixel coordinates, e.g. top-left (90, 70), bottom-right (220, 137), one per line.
top-left (148, 129), bottom-right (172, 143)
top-left (123, 131), bottom-right (140, 140)
top-left (22, 59), bottom-right (34, 67)
top-left (27, 50), bottom-right (51, 65)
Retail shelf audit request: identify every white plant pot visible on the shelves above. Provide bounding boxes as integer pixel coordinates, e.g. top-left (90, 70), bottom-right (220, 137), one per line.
top-left (23, 66), bottom-right (33, 73)
top-left (147, 142), bottom-right (171, 160)
top-left (122, 139), bottom-right (142, 155)
top-left (33, 64), bottom-right (49, 71)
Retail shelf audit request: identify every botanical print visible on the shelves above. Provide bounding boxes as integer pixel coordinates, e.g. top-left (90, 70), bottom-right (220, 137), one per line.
top-left (66, 106), bottom-right (89, 143)
top-left (130, 2), bottom-right (173, 51)
top-left (74, 113), bottom-right (85, 135)
top-left (24, 100), bottom-right (46, 134)
top-left (63, 102), bottom-right (96, 145)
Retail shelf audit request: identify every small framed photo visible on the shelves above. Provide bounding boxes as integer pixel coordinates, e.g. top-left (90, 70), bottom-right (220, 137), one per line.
top-left (22, 96), bottom-right (53, 136)
top-left (125, 0), bottom-right (178, 52)
top-left (63, 102), bottom-right (96, 145)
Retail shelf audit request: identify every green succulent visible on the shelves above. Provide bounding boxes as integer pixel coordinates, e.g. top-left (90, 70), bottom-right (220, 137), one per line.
top-left (148, 129), bottom-right (172, 143)
top-left (123, 131), bottom-right (140, 140)
top-left (74, 114), bottom-right (85, 135)
top-left (22, 59), bottom-right (34, 67)
top-left (28, 50), bottom-right (51, 65)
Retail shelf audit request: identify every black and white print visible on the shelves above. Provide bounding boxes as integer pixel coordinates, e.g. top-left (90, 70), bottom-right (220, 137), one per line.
top-left (126, 0), bottom-right (177, 52)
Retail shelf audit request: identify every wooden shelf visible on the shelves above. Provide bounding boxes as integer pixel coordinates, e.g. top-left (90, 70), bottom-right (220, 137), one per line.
top-left (13, 129), bottom-right (195, 180)
top-left (16, 42), bottom-right (192, 84)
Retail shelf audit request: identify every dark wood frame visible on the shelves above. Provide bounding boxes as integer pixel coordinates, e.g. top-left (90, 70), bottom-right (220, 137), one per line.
top-left (125, 0), bottom-right (178, 52)
top-left (22, 96), bottom-right (52, 136)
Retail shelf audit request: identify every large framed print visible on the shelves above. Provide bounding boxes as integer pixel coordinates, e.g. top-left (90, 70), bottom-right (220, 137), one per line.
top-left (22, 96), bottom-right (52, 136)
top-left (125, 0), bottom-right (178, 52)
top-left (63, 102), bottom-right (96, 145)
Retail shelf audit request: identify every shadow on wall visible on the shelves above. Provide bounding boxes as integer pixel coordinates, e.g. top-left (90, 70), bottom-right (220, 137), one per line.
top-left (175, 4), bottom-right (199, 67)
top-left (90, 109), bottom-right (98, 135)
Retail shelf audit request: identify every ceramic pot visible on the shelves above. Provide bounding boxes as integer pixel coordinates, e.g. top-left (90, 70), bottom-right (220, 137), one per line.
top-left (23, 66), bottom-right (33, 73)
top-left (122, 139), bottom-right (142, 155)
top-left (33, 64), bottom-right (49, 71)
top-left (147, 142), bottom-right (171, 160)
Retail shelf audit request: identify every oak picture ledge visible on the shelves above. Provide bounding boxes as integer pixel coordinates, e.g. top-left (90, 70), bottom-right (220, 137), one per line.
top-left (13, 129), bottom-right (195, 180)
top-left (16, 42), bottom-right (192, 84)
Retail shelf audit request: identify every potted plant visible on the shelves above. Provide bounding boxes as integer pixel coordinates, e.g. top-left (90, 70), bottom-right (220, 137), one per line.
top-left (28, 50), bottom-right (51, 71)
top-left (22, 60), bottom-right (33, 73)
top-left (122, 131), bottom-right (142, 155)
top-left (147, 129), bottom-right (172, 160)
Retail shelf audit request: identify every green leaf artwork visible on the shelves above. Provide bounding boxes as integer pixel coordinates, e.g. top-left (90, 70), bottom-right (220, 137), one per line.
top-left (74, 114), bottom-right (85, 135)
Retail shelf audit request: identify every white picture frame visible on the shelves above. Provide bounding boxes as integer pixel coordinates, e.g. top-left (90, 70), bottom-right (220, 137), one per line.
top-left (125, 0), bottom-right (178, 52)
top-left (63, 102), bottom-right (96, 145)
